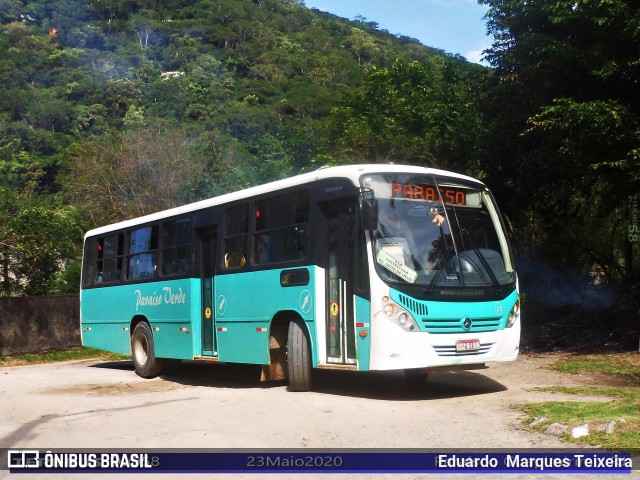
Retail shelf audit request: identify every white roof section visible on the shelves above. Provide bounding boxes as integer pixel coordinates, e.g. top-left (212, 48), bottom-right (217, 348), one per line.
top-left (84, 164), bottom-right (484, 239)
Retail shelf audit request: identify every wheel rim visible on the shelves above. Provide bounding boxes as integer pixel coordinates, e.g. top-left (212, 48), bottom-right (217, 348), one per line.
top-left (133, 333), bottom-right (149, 366)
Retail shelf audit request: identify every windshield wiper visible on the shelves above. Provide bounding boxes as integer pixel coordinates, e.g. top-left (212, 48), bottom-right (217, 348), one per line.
top-left (430, 176), bottom-right (465, 290)
top-left (425, 232), bottom-right (455, 293)
top-left (460, 227), bottom-right (501, 291)
top-left (426, 261), bottom-right (445, 293)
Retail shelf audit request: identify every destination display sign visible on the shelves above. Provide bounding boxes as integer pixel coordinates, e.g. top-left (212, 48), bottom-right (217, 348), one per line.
top-left (391, 182), bottom-right (466, 206)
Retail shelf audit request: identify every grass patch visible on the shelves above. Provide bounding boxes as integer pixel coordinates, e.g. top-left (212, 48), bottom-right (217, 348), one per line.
top-left (523, 387), bottom-right (640, 450)
top-left (522, 353), bottom-right (640, 450)
top-left (551, 353), bottom-right (640, 383)
top-left (0, 347), bottom-right (129, 367)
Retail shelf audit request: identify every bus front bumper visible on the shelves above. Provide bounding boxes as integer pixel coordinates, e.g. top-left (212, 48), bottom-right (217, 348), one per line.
top-left (367, 312), bottom-right (521, 371)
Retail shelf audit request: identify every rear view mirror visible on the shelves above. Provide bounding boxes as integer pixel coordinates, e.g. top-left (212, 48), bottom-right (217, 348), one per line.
top-left (359, 188), bottom-right (378, 230)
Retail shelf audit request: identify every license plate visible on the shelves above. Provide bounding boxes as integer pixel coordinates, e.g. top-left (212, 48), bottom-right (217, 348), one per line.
top-left (456, 339), bottom-right (481, 352)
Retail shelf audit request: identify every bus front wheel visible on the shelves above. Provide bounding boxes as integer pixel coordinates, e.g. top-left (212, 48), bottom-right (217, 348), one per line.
top-left (287, 320), bottom-right (311, 392)
top-left (131, 322), bottom-right (165, 378)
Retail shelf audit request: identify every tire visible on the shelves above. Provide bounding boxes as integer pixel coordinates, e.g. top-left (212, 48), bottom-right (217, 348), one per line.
top-left (131, 322), bottom-right (165, 378)
top-left (287, 320), bottom-right (311, 392)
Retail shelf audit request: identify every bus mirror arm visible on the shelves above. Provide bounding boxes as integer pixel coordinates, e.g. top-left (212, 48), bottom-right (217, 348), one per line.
top-left (358, 188), bottom-right (378, 230)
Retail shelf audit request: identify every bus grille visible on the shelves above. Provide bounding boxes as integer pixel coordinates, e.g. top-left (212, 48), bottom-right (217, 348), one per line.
top-left (420, 317), bottom-right (502, 334)
top-left (397, 294), bottom-right (429, 316)
top-left (433, 343), bottom-right (495, 356)
top-left (395, 295), bottom-right (503, 334)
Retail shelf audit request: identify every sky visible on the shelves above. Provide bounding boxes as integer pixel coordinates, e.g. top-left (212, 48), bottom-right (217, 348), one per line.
top-left (302, 0), bottom-right (493, 64)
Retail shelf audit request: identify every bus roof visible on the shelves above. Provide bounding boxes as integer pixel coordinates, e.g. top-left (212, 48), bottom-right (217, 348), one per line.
top-left (84, 164), bottom-right (484, 239)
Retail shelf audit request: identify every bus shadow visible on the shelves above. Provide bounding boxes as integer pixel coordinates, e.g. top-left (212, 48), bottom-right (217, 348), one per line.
top-left (89, 360), bottom-right (274, 390)
top-left (310, 369), bottom-right (507, 401)
top-left (167, 362), bottom-right (281, 389)
top-left (90, 360), bottom-right (135, 371)
top-left (89, 361), bottom-right (507, 400)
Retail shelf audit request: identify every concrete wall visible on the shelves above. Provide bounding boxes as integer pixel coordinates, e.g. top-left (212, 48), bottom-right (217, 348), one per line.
top-left (0, 295), bottom-right (81, 356)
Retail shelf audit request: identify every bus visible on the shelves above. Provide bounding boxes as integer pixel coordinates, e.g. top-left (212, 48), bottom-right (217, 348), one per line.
top-left (80, 164), bottom-right (520, 391)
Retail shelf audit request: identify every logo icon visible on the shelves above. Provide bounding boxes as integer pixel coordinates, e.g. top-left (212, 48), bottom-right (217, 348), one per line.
top-left (462, 317), bottom-right (473, 330)
top-left (299, 290), bottom-right (312, 313)
top-left (217, 295), bottom-right (227, 316)
top-left (8, 450), bottom-right (40, 469)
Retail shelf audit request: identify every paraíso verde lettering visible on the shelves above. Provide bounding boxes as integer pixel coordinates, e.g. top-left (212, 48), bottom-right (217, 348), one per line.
top-left (134, 287), bottom-right (187, 311)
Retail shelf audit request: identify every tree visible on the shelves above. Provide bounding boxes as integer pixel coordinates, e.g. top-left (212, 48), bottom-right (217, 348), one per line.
top-left (0, 150), bottom-right (82, 296)
top-left (480, 0), bottom-right (640, 284)
top-left (323, 57), bottom-right (485, 170)
top-left (0, 203), bottom-right (82, 295)
top-left (64, 120), bottom-right (213, 225)
top-left (0, 0), bottom-right (492, 295)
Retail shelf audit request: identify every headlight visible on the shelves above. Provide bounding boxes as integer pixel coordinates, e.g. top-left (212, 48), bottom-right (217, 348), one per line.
top-left (507, 296), bottom-right (520, 328)
top-left (381, 297), bottom-right (419, 332)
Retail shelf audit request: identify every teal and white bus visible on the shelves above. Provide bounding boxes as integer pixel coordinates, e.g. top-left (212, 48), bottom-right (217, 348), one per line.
top-left (81, 165), bottom-right (520, 391)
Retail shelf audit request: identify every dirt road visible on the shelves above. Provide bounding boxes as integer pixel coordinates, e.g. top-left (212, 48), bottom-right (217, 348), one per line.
top-left (0, 354), bottom-right (636, 479)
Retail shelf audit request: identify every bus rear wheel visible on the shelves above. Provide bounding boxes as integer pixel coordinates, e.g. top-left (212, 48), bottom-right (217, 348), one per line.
top-left (131, 322), bottom-right (165, 378)
top-left (287, 320), bottom-right (311, 392)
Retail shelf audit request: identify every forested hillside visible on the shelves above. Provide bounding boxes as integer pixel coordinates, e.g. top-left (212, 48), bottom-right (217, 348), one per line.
top-left (0, 0), bottom-right (638, 316)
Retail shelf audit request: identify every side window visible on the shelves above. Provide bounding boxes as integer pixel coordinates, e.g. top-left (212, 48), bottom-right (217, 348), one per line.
top-left (82, 238), bottom-right (97, 287)
top-left (127, 226), bottom-right (158, 280)
top-left (223, 204), bottom-right (248, 269)
top-left (161, 217), bottom-right (192, 276)
top-left (85, 233), bottom-right (124, 286)
top-left (254, 190), bottom-right (309, 265)
top-left (100, 233), bottom-right (124, 283)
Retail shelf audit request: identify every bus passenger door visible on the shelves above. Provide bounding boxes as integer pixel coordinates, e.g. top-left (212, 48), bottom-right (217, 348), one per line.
top-left (323, 201), bottom-right (357, 365)
top-left (197, 227), bottom-right (217, 356)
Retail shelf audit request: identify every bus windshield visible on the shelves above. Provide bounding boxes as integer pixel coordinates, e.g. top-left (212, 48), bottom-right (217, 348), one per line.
top-left (361, 173), bottom-right (515, 289)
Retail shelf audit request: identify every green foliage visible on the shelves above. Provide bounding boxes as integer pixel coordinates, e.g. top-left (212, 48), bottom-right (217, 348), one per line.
top-left (323, 58), bottom-right (487, 169)
top-left (481, 0), bottom-right (640, 285)
top-left (0, 200), bottom-right (83, 296)
top-left (1, 0), bottom-right (635, 301)
top-left (3, 0), bottom-right (464, 295)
